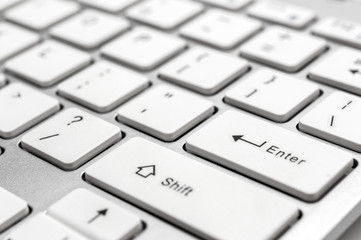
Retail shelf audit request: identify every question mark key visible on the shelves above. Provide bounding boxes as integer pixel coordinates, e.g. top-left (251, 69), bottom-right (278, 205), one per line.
top-left (21, 108), bottom-right (122, 170)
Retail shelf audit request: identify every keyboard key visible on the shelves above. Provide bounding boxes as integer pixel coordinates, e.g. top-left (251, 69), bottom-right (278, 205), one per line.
top-left (102, 27), bottom-right (186, 70)
top-left (240, 26), bottom-right (327, 72)
top-left (0, 0), bottom-right (21, 12)
top-left (309, 47), bottom-right (361, 95)
top-left (48, 189), bottom-right (142, 240)
top-left (58, 61), bottom-right (149, 112)
top-left (50, 10), bottom-right (130, 49)
top-left (247, 0), bottom-right (315, 29)
top-left (21, 108), bottom-right (121, 170)
top-left (79, 0), bottom-right (138, 13)
top-left (0, 22), bottom-right (40, 62)
top-left (186, 110), bottom-right (353, 201)
top-left (126, 0), bottom-right (203, 30)
top-left (198, 0), bottom-right (251, 10)
top-left (299, 92), bottom-right (361, 152)
top-left (180, 9), bottom-right (262, 50)
top-left (117, 85), bottom-right (214, 141)
top-left (5, 0), bottom-right (79, 30)
top-left (85, 137), bottom-right (299, 240)
top-left (5, 213), bottom-right (89, 240)
top-left (225, 68), bottom-right (320, 122)
top-left (159, 46), bottom-right (249, 95)
top-left (0, 83), bottom-right (60, 139)
top-left (0, 187), bottom-right (29, 232)
top-left (5, 41), bottom-right (91, 87)
top-left (0, 73), bottom-right (5, 88)
top-left (312, 17), bottom-right (361, 49)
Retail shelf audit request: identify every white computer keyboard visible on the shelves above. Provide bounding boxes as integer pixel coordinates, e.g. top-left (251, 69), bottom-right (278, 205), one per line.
top-left (1, 0), bottom-right (361, 239)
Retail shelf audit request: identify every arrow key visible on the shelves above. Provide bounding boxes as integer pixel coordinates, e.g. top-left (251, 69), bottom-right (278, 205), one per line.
top-left (309, 47), bottom-right (361, 95)
top-left (47, 188), bottom-right (142, 240)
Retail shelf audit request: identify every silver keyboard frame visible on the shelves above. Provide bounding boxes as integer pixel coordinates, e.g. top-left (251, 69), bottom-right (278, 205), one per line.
top-left (2, 0), bottom-right (361, 239)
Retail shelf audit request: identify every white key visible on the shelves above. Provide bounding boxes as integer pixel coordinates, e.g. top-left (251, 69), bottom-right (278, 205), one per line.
top-left (225, 68), bottom-right (320, 122)
top-left (48, 189), bottom-right (142, 240)
top-left (126, 0), bottom-right (203, 30)
top-left (0, 187), bottom-right (29, 232)
top-left (79, 0), bottom-right (138, 13)
top-left (186, 110), bottom-right (353, 201)
top-left (312, 17), bottom-right (361, 49)
top-left (309, 47), bottom-right (361, 95)
top-left (5, 0), bottom-right (79, 30)
top-left (21, 108), bottom-right (121, 170)
top-left (0, 22), bottom-right (40, 62)
top-left (0, 0), bottom-right (21, 12)
top-left (0, 73), bottom-right (5, 88)
top-left (86, 137), bottom-right (299, 240)
top-left (102, 27), bottom-right (186, 70)
top-left (199, 0), bottom-right (251, 10)
top-left (117, 85), bottom-right (214, 141)
top-left (299, 92), bottom-right (361, 152)
top-left (180, 9), bottom-right (262, 50)
top-left (0, 83), bottom-right (60, 139)
top-left (5, 41), bottom-right (91, 87)
top-left (50, 10), bottom-right (130, 49)
top-left (5, 213), bottom-right (89, 240)
top-left (58, 61), bottom-right (149, 112)
top-left (159, 47), bottom-right (249, 95)
top-left (240, 26), bottom-right (327, 72)
top-left (247, 0), bottom-right (315, 29)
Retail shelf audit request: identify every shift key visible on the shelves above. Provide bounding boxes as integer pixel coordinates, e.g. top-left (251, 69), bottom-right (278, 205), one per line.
top-left (85, 137), bottom-right (298, 240)
top-left (186, 110), bottom-right (353, 202)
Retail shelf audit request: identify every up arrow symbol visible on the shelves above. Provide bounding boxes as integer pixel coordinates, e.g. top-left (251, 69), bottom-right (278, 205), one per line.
top-left (136, 165), bottom-right (156, 178)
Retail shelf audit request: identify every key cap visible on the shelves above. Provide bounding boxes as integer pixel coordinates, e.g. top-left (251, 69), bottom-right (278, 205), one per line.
top-left (309, 47), bottom-right (361, 95)
top-left (299, 91), bottom-right (361, 152)
top-left (225, 68), bottom-right (320, 122)
top-left (240, 26), bottom-right (327, 72)
top-left (117, 85), bottom-right (214, 141)
top-left (198, 0), bottom-right (251, 10)
top-left (0, 187), bottom-right (29, 232)
top-left (0, 73), bottom-right (5, 88)
top-left (186, 110), bottom-right (353, 201)
top-left (159, 46), bottom-right (249, 95)
top-left (50, 10), bottom-right (130, 49)
top-left (102, 27), bottom-right (186, 71)
top-left (0, 22), bottom-right (40, 62)
top-left (5, 41), bottom-right (91, 87)
top-left (58, 61), bottom-right (149, 112)
top-left (247, 0), bottom-right (315, 29)
top-left (48, 189), bottom-right (142, 240)
top-left (79, 0), bottom-right (138, 13)
top-left (312, 17), bottom-right (361, 49)
top-left (126, 0), bottom-right (203, 30)
top-left (0, 0), bottom-right (20, 12)
top-left (85, 137), bottom-right (299, 240)
top-left (180, 9), bottom-right (262, 50)
top-left (21, 108), bottom-right (121, 170)
top-left (0, 83), bottom-right (60, 139)
top-left (5, 0), bottom-right (79, 30)
top-left (5, 213), bottom-right (89, 240)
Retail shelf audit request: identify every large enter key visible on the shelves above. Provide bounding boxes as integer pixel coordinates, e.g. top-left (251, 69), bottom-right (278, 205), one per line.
top-left (85, 137), bottom-right (299, 240)
top-left (186, 110), bottom-right (353, 202)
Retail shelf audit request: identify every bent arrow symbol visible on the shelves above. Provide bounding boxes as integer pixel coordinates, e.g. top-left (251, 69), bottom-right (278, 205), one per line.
top-left (136, 165), bottom-right (156, 178)
top-left (232, 135), bottom-right (267, 148)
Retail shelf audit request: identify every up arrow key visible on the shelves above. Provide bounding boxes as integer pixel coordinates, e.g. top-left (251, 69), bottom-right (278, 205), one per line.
top-left (136, 165), bottom-right (156, 178)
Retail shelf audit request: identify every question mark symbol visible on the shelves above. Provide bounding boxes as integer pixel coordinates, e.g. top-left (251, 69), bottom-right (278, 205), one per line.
top-left (67, 116), bottom-right (83, 126)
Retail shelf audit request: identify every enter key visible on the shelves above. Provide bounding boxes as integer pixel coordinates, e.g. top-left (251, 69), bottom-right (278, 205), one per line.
top-left (186, 110), bottom-right (354, 202)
